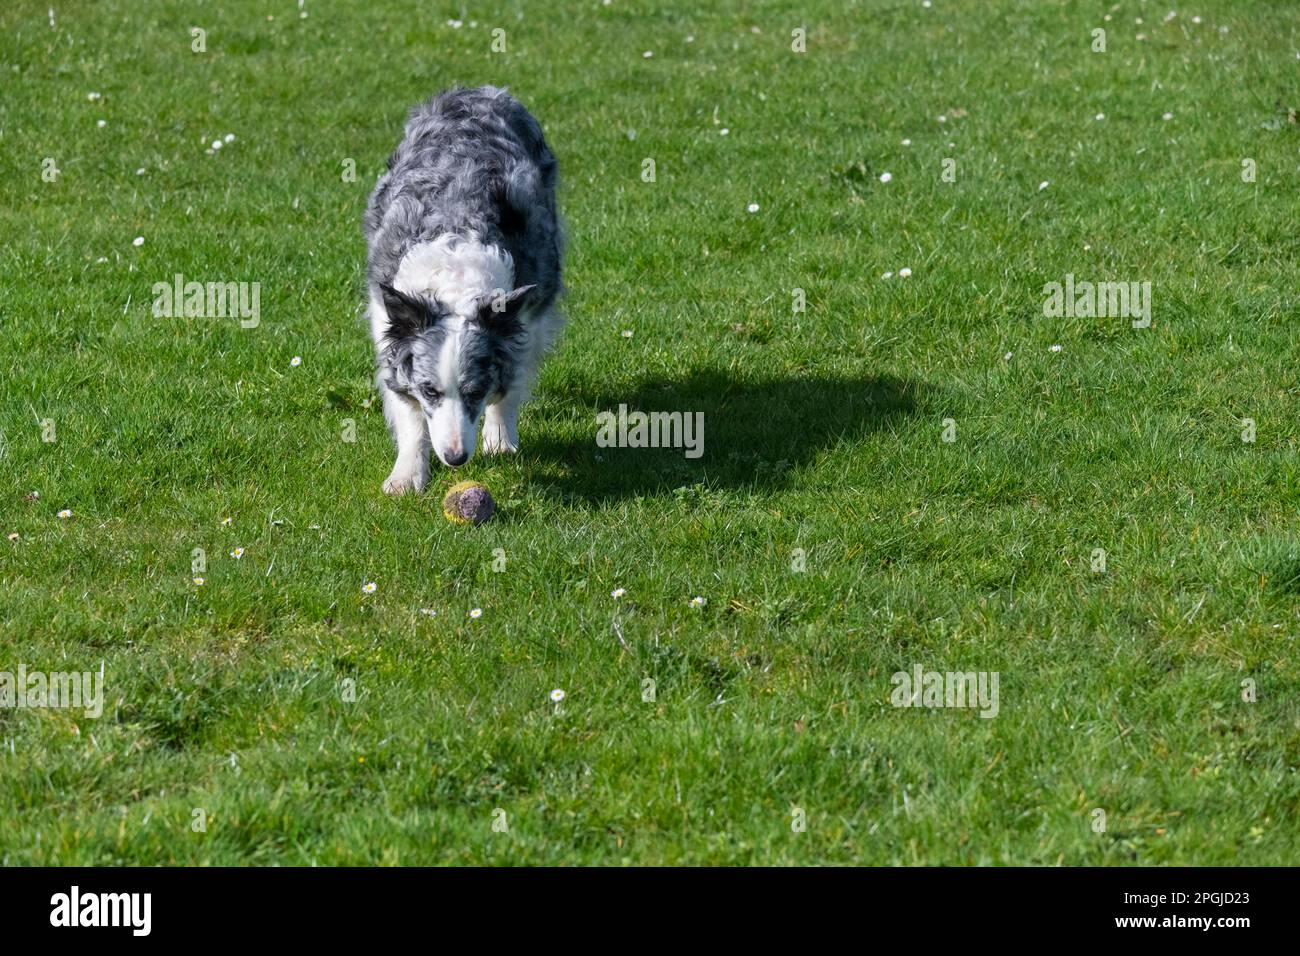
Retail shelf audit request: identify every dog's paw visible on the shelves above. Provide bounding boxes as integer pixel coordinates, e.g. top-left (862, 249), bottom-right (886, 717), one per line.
top-left (382, 467), bottom-right (429, 496)
top-left (482, 423), bottom-right (519, 455)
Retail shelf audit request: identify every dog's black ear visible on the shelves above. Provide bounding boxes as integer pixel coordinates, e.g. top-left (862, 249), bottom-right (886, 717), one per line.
top-left (474, 284), bottom-right (536, 335)
top-left (379, 283), bottom-right (440, 340)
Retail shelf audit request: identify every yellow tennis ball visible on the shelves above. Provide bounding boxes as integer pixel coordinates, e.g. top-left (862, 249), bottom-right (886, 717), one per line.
top-left (442, 480), bottom-right (496, 525)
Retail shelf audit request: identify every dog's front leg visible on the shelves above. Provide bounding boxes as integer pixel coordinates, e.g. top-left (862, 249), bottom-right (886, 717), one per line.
top-left (482, 393), bottom-right (521, 454)
top-left (381, 387), bottom-right (431, 494)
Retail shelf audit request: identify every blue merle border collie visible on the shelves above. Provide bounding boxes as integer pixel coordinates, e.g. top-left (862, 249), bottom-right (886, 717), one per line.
top-left (364, 86), bottom-right (562, 494)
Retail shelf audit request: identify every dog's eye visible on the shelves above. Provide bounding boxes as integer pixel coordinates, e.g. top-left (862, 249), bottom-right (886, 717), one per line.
top-left (420, 385), bottom-right (443, 402)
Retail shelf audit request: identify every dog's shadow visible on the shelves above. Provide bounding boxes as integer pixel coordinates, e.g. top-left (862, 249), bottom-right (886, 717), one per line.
top-left (527, 370), bottom-right (923, 501)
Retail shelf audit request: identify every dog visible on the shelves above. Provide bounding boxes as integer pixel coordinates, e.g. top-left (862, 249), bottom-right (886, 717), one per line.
top-left (363, 86), bottom-right (562, 494)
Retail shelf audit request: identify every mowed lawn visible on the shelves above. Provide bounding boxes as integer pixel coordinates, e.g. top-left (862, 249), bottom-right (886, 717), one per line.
top-left (1, 0), bottom-right (1298, 865)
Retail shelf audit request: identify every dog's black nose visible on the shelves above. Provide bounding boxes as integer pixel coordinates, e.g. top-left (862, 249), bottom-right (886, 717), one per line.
top-left (444, 451), bottom-right (469, 467)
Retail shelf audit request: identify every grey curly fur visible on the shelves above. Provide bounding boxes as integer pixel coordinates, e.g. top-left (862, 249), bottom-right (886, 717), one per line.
top-left (364, 85), bottom-right (562, 309)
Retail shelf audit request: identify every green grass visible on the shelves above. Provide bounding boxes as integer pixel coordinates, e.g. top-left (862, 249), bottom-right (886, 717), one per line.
top-left (1, 0), bottom-right (1298, 865)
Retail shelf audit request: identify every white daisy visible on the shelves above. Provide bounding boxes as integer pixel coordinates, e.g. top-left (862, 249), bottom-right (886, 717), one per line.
top-left (132, 236), bottom-right (144, 247)
top-left (469, 607), bottom-right (483, 619)
top-left (611, 587), bottom-right (626, 599)
top-left (689, 596), bottom-right (707, 608)
top-left (362, 582), bottom-right (377, 594)
top-left (7, 533), bottom-right (18, 541)
top-left (57, 509), bottom-right (72, 519)
top-left (549, 688), bottom-right (566, 703)
top-left (1038, 181), bottom-right (1049, 190)
top-left (230, 547), bottom-right (244, 559)
top-left (193, 577), bottom-right (205, 586)
top-left (746, 203), bottom-right (760, 213)
top-left (898, 267), bottom-right (913, 278)
top-left (879, 171), bottom-right (892, 183)
top-left (290, 356), bottom-right (302, 367)
top-left (1050, 344), bottom-right (1063, 353)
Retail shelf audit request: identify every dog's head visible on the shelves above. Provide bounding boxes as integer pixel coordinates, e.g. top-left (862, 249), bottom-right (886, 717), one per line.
top-left (377, 283), bottom-right (533, 467)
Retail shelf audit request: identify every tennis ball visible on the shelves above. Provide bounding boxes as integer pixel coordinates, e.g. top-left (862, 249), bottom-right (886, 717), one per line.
top-left (442, 480), bottom-right (496, 525)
